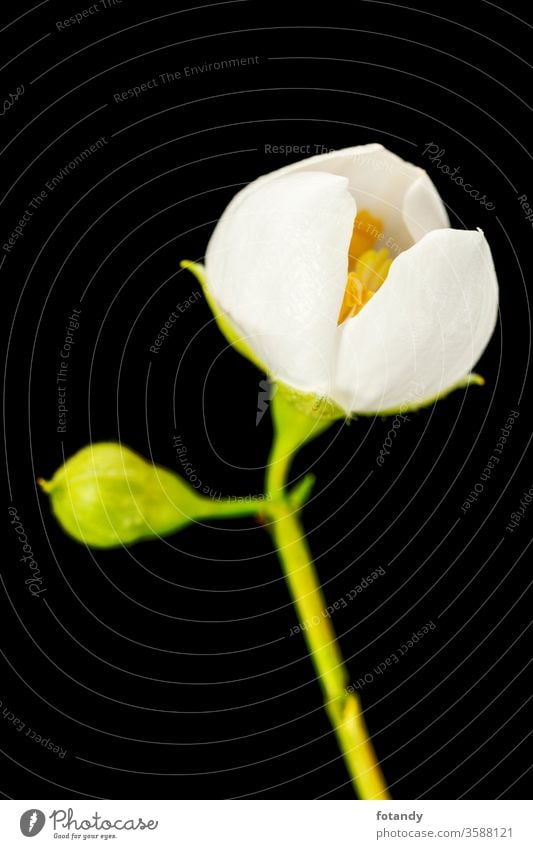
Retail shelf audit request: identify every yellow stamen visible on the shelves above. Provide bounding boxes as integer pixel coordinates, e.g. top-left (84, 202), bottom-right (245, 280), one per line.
top-left (348, 209), bottom-right (384, 271)
top-left (338, 271), bottom-right (374, 324)
top-left (338, 210), bottom-right (393, 325)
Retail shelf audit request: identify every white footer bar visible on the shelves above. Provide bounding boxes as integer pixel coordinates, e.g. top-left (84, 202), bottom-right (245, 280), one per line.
top-left (1, 799), bottom-right (531, 847)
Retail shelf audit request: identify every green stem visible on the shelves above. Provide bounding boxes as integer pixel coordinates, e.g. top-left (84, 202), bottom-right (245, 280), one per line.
top-left (195, 497), bottom-right (267, 521)
top-left (269, 503), bottom-right (390, 799)
top-left (265, 391), bottom-right (390, 800)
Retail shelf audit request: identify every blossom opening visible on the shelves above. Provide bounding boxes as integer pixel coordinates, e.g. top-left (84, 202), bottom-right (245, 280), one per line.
top-left (339, 210), bottom-right (393, 324)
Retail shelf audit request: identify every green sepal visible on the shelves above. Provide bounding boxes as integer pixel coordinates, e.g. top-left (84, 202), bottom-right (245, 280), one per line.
top-left (271, 385), bottom-right (341, 453)
top-left (275, 381), bottom-right (346, 424)
top-left (180, 260), bottom-right (349, 428)
top-left (180, 260), bottom-right (266, 372)
top-left (353, 373), bottom-right (486, 418)
top-left (266, 388), bottom-right (342, 502)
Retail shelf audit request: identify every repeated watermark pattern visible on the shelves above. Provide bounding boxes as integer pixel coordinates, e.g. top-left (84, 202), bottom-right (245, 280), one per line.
top-left (7, 506), bottom-right (46, 598)
top-left (2, 137), bottom-right (108, 255)
top-left (1, 699), bottom-right (67, 759)
top-left (264, 144), bottom-right (334, 156)
top-left (460, 409), bottom-right (519, 514)
top-left (172, 434), bottom-right (270, 504)
top-left (55, 0), bottom-right (124, 31)
top-left (505, 483), bottom-right (533, 534)
top-left (149, 290), bottom-right (201, 354)
top-left (376, 410), bottom-right (411, 466)
top-left (256, 378), bottom-right (277, 425)
top-left (56, 307), bottom-right (82, 434)
top-left (1, 84), bottom-right (25, 118)
top-left (113, 57), bottom-right (262, 103)
top-left (345, 621), bottom-right (436, 693)
top-left (376, 380), bottom-right (425, 465)
top-left (289, 566), bottom-right (387, 637)
top-left (421, 143), bottom-right (496, 211)
top-left (517, 193), bottom-right (533, 230)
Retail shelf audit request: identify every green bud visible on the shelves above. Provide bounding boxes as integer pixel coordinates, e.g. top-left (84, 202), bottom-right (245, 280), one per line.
top-left (38, 442), bottom-right (205, 548)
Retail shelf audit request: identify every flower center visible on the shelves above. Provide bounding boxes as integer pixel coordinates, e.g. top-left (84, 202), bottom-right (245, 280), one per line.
top-left (338, 210), bottom-right (393, 325)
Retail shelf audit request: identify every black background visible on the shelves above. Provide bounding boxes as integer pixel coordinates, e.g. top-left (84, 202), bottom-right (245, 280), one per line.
top-left (2, 0), bottom-right (532, 800)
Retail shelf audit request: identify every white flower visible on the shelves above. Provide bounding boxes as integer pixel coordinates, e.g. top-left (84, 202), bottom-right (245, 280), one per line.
top-left (197, 144), bottom-right (499, 415)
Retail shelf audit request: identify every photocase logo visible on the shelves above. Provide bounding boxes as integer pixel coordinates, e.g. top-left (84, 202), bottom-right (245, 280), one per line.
top-left (20, 809), bottom-right (46, 837)
top-left (256, 378), bottom-right (277, 425)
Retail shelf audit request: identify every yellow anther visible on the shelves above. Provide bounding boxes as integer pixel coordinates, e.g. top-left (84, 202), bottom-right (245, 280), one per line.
top-left (348, 209), bottom-right (384, 271)
top-left (338, 243), bottom-right (393, 325)
top-left (338, 210), bottom-right (393, 325)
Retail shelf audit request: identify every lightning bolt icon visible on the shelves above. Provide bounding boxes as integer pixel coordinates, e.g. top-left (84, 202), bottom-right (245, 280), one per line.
top-left (28, 811), bottom-right (38, 832)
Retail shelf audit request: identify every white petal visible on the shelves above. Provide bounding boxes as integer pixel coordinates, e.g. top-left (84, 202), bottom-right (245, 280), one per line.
top-left (289, 146), bottom-right (424, 252)
top-left (333, 229), bottom-right (499, 413)
top-left (225, 145), bottom-right (446, 253)
top-left (223, 143), bottom-right (385, 206)
top-left (206, 171), bottom-right (356, 392)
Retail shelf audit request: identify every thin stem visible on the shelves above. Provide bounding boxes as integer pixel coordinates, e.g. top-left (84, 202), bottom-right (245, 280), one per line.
top-left (266, 445), bottom-right (293, 503)
top-left (195, 497), bottom-right (267, 521)
top-left (264, 388), bottom-right (389, 799)
top-left (269, 502), bottom-right (390, 800)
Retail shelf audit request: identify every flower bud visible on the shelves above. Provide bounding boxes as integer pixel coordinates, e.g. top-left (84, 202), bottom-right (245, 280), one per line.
top-left (38, 442), bottom-right (204, 548)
